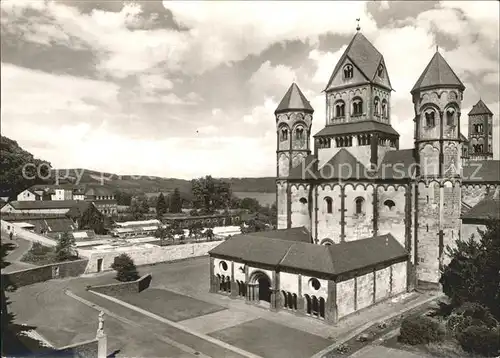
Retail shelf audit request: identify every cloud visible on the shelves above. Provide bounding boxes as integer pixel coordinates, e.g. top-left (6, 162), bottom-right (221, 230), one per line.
top-left (308, 47), bottom-right (347, 85)
top-left (243, 98), bottom-right (278, 125)
top-left (249, 61), bottom-right (296, 99)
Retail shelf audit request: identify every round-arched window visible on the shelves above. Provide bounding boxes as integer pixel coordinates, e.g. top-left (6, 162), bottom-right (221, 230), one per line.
top-left (309, 278), bottom-right (321, 290)
top-left (219, 261), bottom-right (228, 272)
top-left (384, 200), bottom-right (395, 210)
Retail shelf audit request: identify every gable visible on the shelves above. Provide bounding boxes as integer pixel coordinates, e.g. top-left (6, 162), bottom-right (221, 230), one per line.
top-left (371, 59), bottom-right (392, 90)
top-left (326, 58), bottom-right (369, 91)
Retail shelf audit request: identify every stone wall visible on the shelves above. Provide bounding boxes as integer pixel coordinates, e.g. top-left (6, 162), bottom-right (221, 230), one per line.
top-left (83, 241), bottom-right (222, 274)
top-left (90, 273), bottom-right (152, 296)
top-left (4, 259), bottom-right (88, 288)
top-left (276, 181), bottom-right (288, 229)
top-left (56, 338), bottom-right (98, 358)
top-left (290, 184), bottom-right (311, 231)
top-left (344, 183), bottom-right (374, 241)
top-left (377, 185), bottom-right (407, 247)
top-left (416, 181), bottom-right (440, 283)
top-left (356, 272), bottom-right (374, 311)
top-left (336, 278), bottom-right (355, 318)
top-left (316, 184), bottom-right (342, 244)
top-left (336, 261), bottom-right (407, 320)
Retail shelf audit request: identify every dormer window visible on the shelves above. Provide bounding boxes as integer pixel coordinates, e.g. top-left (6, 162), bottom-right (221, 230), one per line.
top-left (343, 64), bottom-right (353, 79)
top-left (377, 64), bottom-right (384, 78)
top-left (425, 111), bottom-right (436, 128)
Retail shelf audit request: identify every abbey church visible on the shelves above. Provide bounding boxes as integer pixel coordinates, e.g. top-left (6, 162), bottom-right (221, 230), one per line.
top-left (209, 31), bottom-right (500, 324)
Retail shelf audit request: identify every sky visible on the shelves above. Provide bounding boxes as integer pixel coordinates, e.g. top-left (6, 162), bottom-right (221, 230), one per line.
top-left (1, 0), bottom-right (499, 179)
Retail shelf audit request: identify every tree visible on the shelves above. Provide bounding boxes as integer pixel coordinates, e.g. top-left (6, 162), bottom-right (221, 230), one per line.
top-left (191, 176), bottom-right (231, 214)
top-left (239, 197), bottom-right (261, 213)
top-left (79, 203), bottom-right (106, 234)
top-left (154, 226), bottom-right (173, 246)
top-left (440, 220), bottom-right (500, 319)
top-left (188, 221), bottom-right (203, 239)
top-left (55, 232), bottom-right (77, 262)
top-left (111, 254), bottom-right (139, 282)
top-left (169, 188), bottom-right (182, 213)
top-left (114, 190), bottom-right (132, 206)
top-left (1, 242), bottom-right (16, 355)
top-left (156, 193), bottom-right (168, 217)
top-left (0, 136), bottom-right (52, 200)
top-left (240, 217), bottom-right (269, 234)
top-left (206, 228), bottom-right (214, 241)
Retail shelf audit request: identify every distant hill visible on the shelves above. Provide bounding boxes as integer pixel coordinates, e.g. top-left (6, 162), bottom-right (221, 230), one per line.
top-left (50, 169), bottom-right (277, 195)
top-left (0, 136), bottom-right (52, 199)
top-left (0, 135), bottom-right (276, 199)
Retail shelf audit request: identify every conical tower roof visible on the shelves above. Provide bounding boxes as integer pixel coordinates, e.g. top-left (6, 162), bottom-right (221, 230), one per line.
top-left (275, 83), bottom-right (314, 114)
top-left (468, 99), bottom-right (493, 116)
top-left (411, 51), bottom-right (464, 94)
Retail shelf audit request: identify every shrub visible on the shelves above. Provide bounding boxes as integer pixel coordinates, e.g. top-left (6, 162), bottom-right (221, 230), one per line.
top-left (454, 302), bottom-right (498, 329)
top-left (458, 326), bottom-right (500, 357)
top-left (110, 254), bottom-right (140, 282)
top-left (399, 315), bottom-right (445, 345)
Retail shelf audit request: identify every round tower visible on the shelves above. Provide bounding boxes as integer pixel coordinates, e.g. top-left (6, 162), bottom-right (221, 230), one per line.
top-left (275, 83), bottom-right (314, 229)
top-left (275, 82), bottom-right (314, 178)
top-left (411, 49), bottom-right (465, 285)
top-left (468, 99), bottom-right (494, 161)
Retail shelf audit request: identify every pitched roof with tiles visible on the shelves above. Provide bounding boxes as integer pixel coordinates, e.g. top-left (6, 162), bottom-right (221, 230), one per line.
top-left (317, 149), bottom-right (371, 180)
top-left (468, 99), bottom-right (493, 116)
top-left (246, 226), bottom-right (311, 243)
top-left (287, 155), bottom-right (319, 180)
top-left (210, 231), bottom-right (407, 276)
top-left (275, 83), bottom-right (314, 114)
top-left (462, 188), bottom-right (500, 222)
top-left (377, 149), bottom-right (416, 180)
top-left (6, 200), bottom-right (89, 210)
top-left (463, 160), bottom-right (500, 183)
top-left (314, 121), bottom-right (399, 137)
top-left (411, 51), bottom-right (465, 93)
top-left (325, 32), bottom-right (392, 91)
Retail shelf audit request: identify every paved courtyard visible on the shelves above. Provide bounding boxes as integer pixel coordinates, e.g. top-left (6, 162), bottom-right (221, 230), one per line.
top-left (6, 256), bottom-right (438, 358)
top-left (209, 318), bottom-right (331, 358)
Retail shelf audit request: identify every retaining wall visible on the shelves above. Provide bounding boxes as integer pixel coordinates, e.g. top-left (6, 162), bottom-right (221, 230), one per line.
top-left (56, 338), bottom-right (98, 358)
top-left (89, 273), bottom-right (152, 296)
top-left (82, 240), bottom-right (223, 273)
top-left (3, 259), bottom-right (88, 288)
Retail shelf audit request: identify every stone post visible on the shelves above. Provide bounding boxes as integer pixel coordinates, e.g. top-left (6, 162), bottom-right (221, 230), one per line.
top-left (96, 311), bottom-right (107, 358)
top-left (209, 257), bottom-right (216, 293)
top-left (230, 281), bottom-right (238, 298)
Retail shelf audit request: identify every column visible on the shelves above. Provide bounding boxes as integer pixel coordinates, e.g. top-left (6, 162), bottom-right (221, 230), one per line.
top-left (209, 257), bottom-right (216, 293)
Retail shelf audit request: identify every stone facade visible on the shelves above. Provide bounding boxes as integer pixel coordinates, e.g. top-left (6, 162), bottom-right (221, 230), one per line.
top-left (210, 256), bottom-right (407, 324)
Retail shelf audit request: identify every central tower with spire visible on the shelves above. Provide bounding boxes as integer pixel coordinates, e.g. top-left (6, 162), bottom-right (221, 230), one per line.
top-left (314, 30), bottom-right (399, 169)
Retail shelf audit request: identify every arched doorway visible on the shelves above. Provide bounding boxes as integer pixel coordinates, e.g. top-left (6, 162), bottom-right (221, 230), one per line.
top-left (250, 271), bottom-right (272, 303)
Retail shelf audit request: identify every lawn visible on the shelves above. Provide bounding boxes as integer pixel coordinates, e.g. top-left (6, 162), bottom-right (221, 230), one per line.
top-left (107, 288), bottom-right (226, 322)
top-left (21, 242), bottom-right (78, 266)
top-left (209, 318), bottom-right (332, 358)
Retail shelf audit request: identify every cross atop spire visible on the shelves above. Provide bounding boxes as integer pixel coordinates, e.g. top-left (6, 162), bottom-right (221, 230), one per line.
top-left (356, 18), bottom-right (361, 32)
